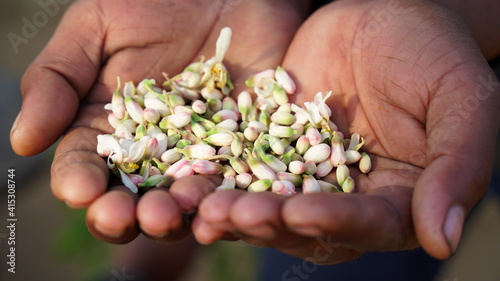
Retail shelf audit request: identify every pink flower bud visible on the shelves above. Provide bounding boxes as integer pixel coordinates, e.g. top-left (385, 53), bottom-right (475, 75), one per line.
top-left (165, 158), bottom-right (191, 177)
top-left (359, 152), bottom-right (372, 173)
top-left (336, 164), bottom-right (349, 186)
top-left (303, 143), bottom-right (331, 163)
top-left (267, 135), bottom-right (286, 155)
top-left (124, 97), bottom-right (144, 124)
top-left (159, 112), bottom-right (191, 129)
top-left (248, 121), bottom-right (269, 133)
top-left (248, 179), bottom-right (273, 192)
top-left (317, 180), bottom-right (340, 192)
top-left (316, 159), bottom-right (334, 177)
top-left (269, 126), bottom-right (296, 138)
top-left (304, 160), bottom-right (317, 175)
top-left (143, 108), bottom-right (160, 124)
top-left (191, 100), bottom-right (207, 115)
top-left (111, 89), bottom-right (125, 119)
top-left (276, 172), bottom-right (303, 186)
top-left (247, 153), bottom-right (277, 180)
top-left (216, 175), bottom-right (236, 190)
top-left (230, 138), bottom-right (243, 157)
top-left (217, 119), bottom-right (238, 132)
top-left (246, 69), bottom-right (275, 87)
top-left (217, 146), bottom-right (232, 156)
top-left (228, 156), bottom-right (250, 174)
top-left (243, 127), bottom-right (259, 142)
top-left (235, 173), bottom-right (253, 189)
top-left (212, 109), bottom-right (239, 123)
top-left (275, 66), bottom-right (296, 94)
top-left (192, 159), bottom-right (223, 174)
top-left (176, 144), bottom-right (216, 160)
top-left (222, 97), bottom-right (238, 111)
top-left (144, 97), bottom-right (170, 116)
top-left (288, 161), bottom-right (306, 175)
top-left (295, 136), bottom-right (310, 155)
top-left (272, 180), bottom-right (296, 196)
top-left (342, 176), bottom-right (355, 193)
top-left (237, 91), bottom-right (252, 121)
top-left (302, 175), bottom-right (321, 194)
top-left (271, 112), bottom-right (295, 126)
top-left (345, 150), bottom-right (362, 164)
top-left (306, 127), bottom-right (322, 146)
top-left (261, 154), bottom-right (287, 173)
top-left (330, 132), bottom-right (346, 167)
top-left (272, 86), bottom-right (289, 105)
top-left (205, 132), bottom-right (234, 146)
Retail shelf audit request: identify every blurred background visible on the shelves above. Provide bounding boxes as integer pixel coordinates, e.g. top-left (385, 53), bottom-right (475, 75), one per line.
top-left (0, 1), bottom-right (499, 281)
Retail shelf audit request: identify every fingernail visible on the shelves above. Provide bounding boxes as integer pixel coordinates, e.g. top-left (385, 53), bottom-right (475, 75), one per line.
top-left (443, 205), bottom-right (465, 254)
top-left (94, 222), bottom-right (124, 238)
top-left (10, 111), bottom-right (21, 136)
top-left (289, 225), bottom-right (323, 237)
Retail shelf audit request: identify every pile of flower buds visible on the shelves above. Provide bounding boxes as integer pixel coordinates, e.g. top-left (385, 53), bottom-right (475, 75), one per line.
top-left (97, 27), bottom-right (371, 196)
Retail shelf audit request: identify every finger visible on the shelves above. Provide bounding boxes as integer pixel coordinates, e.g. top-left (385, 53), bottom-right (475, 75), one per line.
top-left (228, 192), bottom-right (287, 241)
top-left (414, 56), bottom-right (500, 259)
top-left (86, 188), bottom-right (140, 244)
top-left (192, 189), bottom-right (245, 244)
top-left (283, 186), bottom-right (417, 253)
top-left (198, 189), bottom-right (245, 232)
top-left (137, 188), bottom-right (189, 241)
top-left (10, 1), bottom-right (103, 156)
top-left (191, 216), bottom-right (228, 245)
top-left (168, 175), bottom-right (221, 214)
top-left (51, 127), bottom-right (108, 208)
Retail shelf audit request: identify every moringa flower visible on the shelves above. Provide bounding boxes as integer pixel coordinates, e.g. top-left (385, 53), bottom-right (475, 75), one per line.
top-left (124, 97), bottom-right (144, 124)
top-left (359, 152), bottom-right (372, 173)
top-left (342, 176), bottom-right (355, 193)
top-left (275, 66), bottom-right (296, 94)
top-left (345, 150), bottom-right (362, 165)
top-left (302, 175), bottom-right (321, 194)
top-left (235, 173), bottom-right (253, 189)
top-left (175, 144), bottom-right (216, 160)
top-left (248, 179), bottom-right (273, 192)
top-left (336, 164), bottom-right (349, 186)
top-left (330, 131), bottom-right (346, 167)
top-left (192, 159), bottom-right (223, 174)
top-left (288, 160), bottom-right (306, 175)
top-left (272, 180), bottom-right (296, 196)
top-left (159, 112), bottom-right (192, 129)
top-left (303, 143), bottom-right (331, 163)
top-left (205, 132), bottom-right (234, 146)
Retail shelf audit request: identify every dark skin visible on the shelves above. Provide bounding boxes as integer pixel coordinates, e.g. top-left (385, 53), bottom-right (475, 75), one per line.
top-left (10, 0), bottom-right (309, 243)
top-left (192, 0), bottom-right (500, 263)
top-left (10, 0), bottom-right (500, 264)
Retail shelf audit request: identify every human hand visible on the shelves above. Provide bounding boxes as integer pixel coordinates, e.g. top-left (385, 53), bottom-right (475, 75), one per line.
top-left (193, 0), bottom-right (500, 263)
top-left (9, 0), bottom-right (309, 243)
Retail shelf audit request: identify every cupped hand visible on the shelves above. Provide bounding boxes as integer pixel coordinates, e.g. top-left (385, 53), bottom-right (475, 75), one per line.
top-left (193, 0), bottom-right (500, 263)
top-left (10, 0), bottom-right (309, 243)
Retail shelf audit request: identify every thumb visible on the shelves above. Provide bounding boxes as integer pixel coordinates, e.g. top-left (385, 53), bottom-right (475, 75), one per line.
top-left (413, 66), bottom-right (500, 259)
top-left (10, 1), bottom-right (102, 156)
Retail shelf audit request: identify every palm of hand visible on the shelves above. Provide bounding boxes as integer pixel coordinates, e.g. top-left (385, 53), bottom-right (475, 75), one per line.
top-left (195, 0), bottom-right (499, 263)
top-left (11, 0), bottom-right (306, 243)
